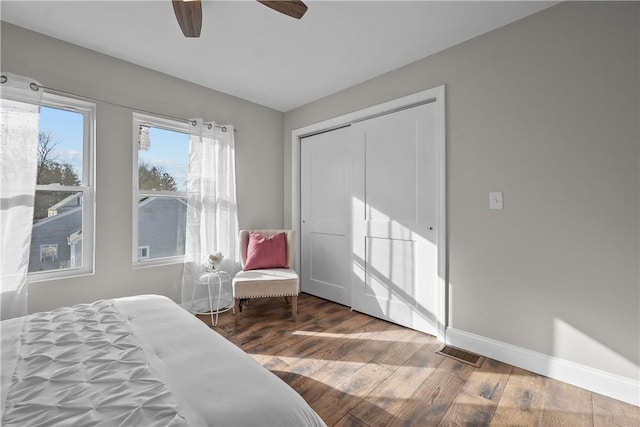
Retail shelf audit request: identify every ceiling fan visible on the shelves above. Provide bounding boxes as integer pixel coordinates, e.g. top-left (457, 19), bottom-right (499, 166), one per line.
top-left (172, 0), bottom-right (308, 38)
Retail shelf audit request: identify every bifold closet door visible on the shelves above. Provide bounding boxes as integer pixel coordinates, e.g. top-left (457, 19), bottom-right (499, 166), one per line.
top-left (300, 126), bottom-right (351, 306)
top-left (351, 102), bottom-right (439, 336)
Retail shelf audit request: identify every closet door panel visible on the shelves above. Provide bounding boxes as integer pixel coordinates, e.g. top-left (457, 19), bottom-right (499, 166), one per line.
top-left (352, 102), bottom-right (439, 336)
top-left (365, 120), bottom-right (417, 222)
top-left (300, 127), bottom-right (351, 306)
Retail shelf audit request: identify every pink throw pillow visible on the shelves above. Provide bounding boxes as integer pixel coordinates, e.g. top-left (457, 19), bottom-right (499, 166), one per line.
top-left (244, 232), bottom-right (288, 271)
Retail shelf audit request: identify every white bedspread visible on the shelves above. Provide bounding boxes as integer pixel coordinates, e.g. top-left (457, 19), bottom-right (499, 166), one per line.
top-left (1, 295), bottom-right (326, 427)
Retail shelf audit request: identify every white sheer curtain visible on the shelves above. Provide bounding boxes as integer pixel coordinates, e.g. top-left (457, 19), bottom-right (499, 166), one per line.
top-left (181, 119), bottom-right (239, 310)
top-left (1, 73), bottom-right (43, 320)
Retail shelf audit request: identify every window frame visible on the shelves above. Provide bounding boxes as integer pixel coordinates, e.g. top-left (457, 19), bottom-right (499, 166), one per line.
top-left (132, 113), bottom-right (189, 267)
top-left (28, 93), bottom-right (95, 282)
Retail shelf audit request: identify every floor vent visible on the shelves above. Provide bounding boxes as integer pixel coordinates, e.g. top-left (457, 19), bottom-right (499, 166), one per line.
top-left (436, 345), bottom-right (485, 368)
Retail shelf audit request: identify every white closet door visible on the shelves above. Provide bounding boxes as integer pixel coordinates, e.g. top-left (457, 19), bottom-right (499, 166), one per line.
top-left (300, 126), bottom-right (351, 306)
top-left (351, 102), bottom-right (439, 336)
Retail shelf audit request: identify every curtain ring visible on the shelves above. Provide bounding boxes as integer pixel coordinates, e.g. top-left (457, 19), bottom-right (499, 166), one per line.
top-left (207, 123), bottom-right (213, 130)
top-left (30, 83), bottom-right (40, 92)
top-left (221, 126), bottom-right (227, 132)
top-left (0, 75), bottom-right (7, 84)
top-left (191, 120), bottom-right (198, 127)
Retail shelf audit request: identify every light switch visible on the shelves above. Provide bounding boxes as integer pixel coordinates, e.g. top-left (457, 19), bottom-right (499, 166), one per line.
top-left (489, 192), bottom-right (503, 210)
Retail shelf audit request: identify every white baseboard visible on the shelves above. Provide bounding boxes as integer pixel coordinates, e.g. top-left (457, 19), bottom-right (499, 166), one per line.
top-left (446, 327), bottom-right (640, 407)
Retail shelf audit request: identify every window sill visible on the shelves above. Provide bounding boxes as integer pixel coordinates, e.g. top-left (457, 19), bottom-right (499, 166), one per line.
top-left (133, 256), bottom-right (185, 270)
top-left (28, 268), bottom-right (94, 284)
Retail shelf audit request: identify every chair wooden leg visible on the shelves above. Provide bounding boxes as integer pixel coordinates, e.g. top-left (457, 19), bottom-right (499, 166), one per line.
top-left (234, 299), bottom-right (241, 325)
top-left (291, 295), bottom-right (298, 322)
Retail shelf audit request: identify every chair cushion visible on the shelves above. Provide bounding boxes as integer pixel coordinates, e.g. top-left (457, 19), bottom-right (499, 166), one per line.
top-left (244, 231), bottom-right (288, 270)
top-left (233, 268), bottom-right (299, 299)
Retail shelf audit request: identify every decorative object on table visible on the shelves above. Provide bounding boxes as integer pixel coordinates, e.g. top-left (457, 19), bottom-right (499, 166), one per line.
top-left (207, 252), bottom-right (224, 272)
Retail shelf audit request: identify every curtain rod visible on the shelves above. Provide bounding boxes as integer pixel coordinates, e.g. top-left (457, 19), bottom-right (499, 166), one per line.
top-left (34, 82), bottom-right (237, 133)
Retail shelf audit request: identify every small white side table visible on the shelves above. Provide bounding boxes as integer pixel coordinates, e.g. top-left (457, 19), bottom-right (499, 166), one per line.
top-left (190, 270), bottom-right (233, 326)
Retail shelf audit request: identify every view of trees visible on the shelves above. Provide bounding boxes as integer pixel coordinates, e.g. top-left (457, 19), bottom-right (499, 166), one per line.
top-left (37, 131), bottom-right (81, 186)
top-left (34, 132), bottom-right (82, 221)
top-left (139, 162), bottom-right (178, 191)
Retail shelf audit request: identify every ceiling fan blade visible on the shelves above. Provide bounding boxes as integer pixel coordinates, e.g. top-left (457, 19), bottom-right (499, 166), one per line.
top-left (257, 0), bottom-right (308, 20)
top-left (172, 0), bottom-right (202, 37)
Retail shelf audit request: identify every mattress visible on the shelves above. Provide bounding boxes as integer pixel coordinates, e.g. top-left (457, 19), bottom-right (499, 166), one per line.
top-left (1, 295), bottom-right (326, 426)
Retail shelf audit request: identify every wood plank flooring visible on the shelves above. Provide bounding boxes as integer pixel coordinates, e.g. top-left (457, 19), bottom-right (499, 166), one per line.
top-left (199, 293), bottom-right (640, 426)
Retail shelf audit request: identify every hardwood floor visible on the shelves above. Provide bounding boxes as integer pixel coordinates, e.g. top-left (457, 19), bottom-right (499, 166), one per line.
top-left (199, 293), bottom-right (640, 426)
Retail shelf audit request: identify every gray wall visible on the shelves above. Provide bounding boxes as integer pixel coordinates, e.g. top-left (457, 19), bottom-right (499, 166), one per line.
top-left (1, 22), bottom-right (285, 312)
top-left (284, 2), bottom-right (639, 381)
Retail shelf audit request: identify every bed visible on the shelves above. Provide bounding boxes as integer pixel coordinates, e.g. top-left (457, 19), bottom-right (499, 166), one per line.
top-left (1, 294), bottom-right (326, 426)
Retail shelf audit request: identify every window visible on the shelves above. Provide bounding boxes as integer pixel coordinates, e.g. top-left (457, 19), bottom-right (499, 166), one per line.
top-left (29, 94), bottom-right (95, 281)
top-left (40, 244), bottom-right (58, 263)
top-left (133, 113), bottom-right (189, 265)
top-left (138, 246), bottom-right (150, 260)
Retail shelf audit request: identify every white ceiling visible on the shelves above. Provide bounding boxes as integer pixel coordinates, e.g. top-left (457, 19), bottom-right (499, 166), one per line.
top-left (1, 1), bottom-right (558, 112)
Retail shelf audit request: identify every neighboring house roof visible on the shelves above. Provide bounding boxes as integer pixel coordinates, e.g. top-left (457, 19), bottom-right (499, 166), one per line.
top-left (138, 196), bottom-right (188, 208)
top-left (34, 204), bottom-right (81, 228)
top-left (47, 192), bottom-right (82, 217)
